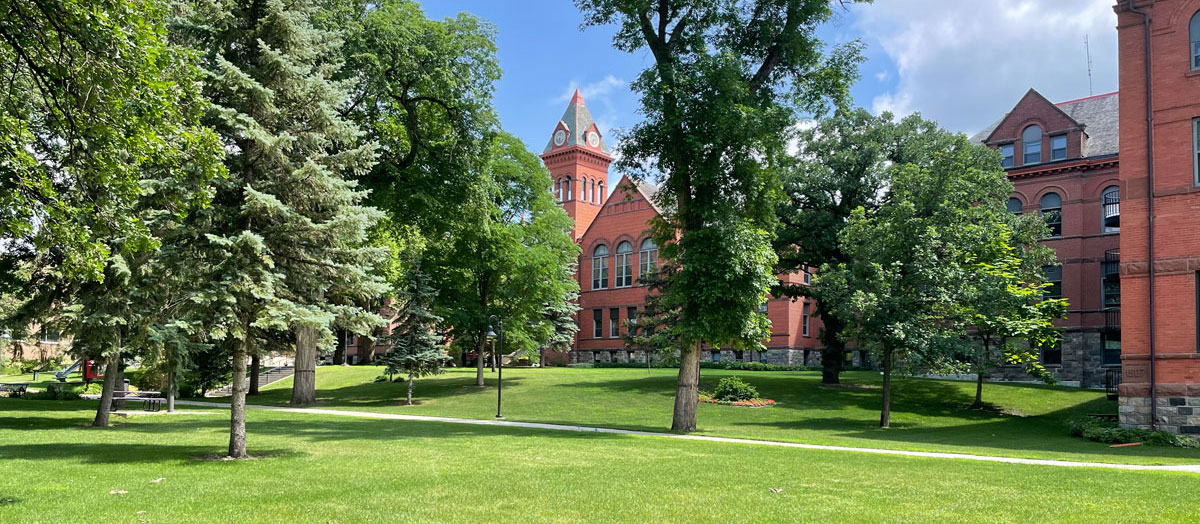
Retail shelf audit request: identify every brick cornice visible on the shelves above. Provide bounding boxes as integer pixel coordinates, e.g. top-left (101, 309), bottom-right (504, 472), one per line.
top-left (1005, 155), bottom-right (1119, 180)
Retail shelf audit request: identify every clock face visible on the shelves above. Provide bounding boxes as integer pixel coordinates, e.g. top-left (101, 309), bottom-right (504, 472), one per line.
top-left (587, 131), bottom-right (600, 147)
top-left (553, 129), bottom-right (567, 147)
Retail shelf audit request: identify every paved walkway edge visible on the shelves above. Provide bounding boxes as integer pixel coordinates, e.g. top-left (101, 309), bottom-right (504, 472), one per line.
top-left (175, 400), bottom-right (1200, 474)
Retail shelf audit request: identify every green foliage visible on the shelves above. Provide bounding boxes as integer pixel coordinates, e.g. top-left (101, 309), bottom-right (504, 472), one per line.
top-left (1068, 417), bottom-right (1200, 448)
top-left (427, 132), bottom-right (580, 376)
top-left (711, 376), bottom-right (760, 402)
top-left (177, 343), bottom-right (233, 398)
top-left (1, 0), bottom-right (224, 281)
top-left (379, 266), bottom-right (449, 381)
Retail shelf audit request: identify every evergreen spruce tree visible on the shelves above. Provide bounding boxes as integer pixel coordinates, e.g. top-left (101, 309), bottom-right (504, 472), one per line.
top-left (180, 0), bottom-right (386, 458)
top-left (380, 265), bottom-right (447, 405)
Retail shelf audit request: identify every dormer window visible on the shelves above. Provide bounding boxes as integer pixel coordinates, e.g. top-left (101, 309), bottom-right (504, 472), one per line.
top-left (1000, 144), bottom-right (1014, 168)
top-left (1050, 135), bottom-right (1067, 160)
top-left (1191, 11), bottom-right (1200, 70)
top-left (1022, 125), bottom-right (1043, 165)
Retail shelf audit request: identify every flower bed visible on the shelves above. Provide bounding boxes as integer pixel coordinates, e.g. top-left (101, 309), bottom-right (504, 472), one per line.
top-left (698, 393), bottom-right (775, 408)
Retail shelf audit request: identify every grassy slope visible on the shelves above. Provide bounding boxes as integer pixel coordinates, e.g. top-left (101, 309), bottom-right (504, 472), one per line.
top-left (1, 400), bottom-right (1199, 523)
top-left (214, 366), bottom-right (1200, 465)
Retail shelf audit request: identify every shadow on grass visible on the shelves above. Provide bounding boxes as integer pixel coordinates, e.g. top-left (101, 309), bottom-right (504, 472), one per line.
top-left (239, 373), bottom-right (526, 408)
top-left (0, 442), bottom-right (303, 464)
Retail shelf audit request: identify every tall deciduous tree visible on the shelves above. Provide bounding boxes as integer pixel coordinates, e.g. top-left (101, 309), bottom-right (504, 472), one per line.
top-left (817, 131), bottom-right (1016, 428)
top-left (1, 0), bottom-right (220, 282)
top-left (774, 109), bottom-right (957, 384)
top-left (428, 132), bottom-right (579, 386)
top-left (179, 0), bottom-right (385, 458)
top-left (576, 0), bottom-right (864, 431)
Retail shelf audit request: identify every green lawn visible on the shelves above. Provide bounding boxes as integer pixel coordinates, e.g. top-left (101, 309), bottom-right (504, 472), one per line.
top-left (1, 400), bottom-right (1199, 523)
top-left (208, 365), bottom-right (1200, 465)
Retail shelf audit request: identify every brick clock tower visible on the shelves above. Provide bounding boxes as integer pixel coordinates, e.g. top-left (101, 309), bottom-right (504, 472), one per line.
top-left (1116, 0), bottom-right (1200, 434)
top-left (540, 89), bottom-right (613, 239)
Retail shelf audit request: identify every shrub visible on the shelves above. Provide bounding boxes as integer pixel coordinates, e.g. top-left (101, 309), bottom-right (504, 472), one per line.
top-left (1068, 417), bottom-right (1200, 448)
top-left (712, 376), bottom-right (759, 401)
top-left (128, 367), bottom-right (167, 391)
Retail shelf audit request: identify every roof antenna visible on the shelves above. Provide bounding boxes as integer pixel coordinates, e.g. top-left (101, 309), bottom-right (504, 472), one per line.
top-left (1085, 34), bottom-right (1094, 96)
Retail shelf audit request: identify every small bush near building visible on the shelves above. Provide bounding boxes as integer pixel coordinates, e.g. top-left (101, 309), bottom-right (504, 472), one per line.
top-left (712, 376), bottom-right (759, 401)
top-left (1068, 417), bottom-right (1200, 448)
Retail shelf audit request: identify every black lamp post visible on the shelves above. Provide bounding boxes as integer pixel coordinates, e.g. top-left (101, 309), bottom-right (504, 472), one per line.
top-left (486, 315), bottom-right (503, 419)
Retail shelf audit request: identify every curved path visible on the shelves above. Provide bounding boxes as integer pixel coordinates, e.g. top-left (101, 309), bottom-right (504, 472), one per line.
top-left (175, 400), bottom-right (1200, 474)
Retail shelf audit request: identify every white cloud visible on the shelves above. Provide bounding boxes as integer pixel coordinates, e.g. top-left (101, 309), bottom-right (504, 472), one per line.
top-left (852, 0), bottom-right (1118, 134)
top-left (554, 75), bottom-right (627, 104)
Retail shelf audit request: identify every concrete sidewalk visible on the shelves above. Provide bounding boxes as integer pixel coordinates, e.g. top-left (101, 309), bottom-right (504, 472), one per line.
top-left (175, 399), bottom-right (1200, 474)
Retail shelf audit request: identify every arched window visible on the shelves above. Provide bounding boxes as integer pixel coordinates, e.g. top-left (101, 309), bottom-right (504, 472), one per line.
top-left (591, 245), bottom-right (609, 290)
top-left (614, 241), bottom-right (634, 288)
top-left (554, 178), bottom-right (562, 201)
top-left (597, 182), bottom-right (605, 203)
top-left (1040, 192), bottom-right (1062, 237)
top-left (583, 177), bottom-right (590, 203)
top-left (1102, 185), bottom-right (1119, 233)
top-left (1006, 197), bottom-right (1023, 214)
top-left (1022, 125), bottom-right (1042, 165)
top-left (565, 177), bottom-right (573, 201)
top-left (638, 238), bottom-right (658, 281)
top-left (1191, 10), bottom-right (1200, 70)
top-left (591, 179), bottom-right (597, 203)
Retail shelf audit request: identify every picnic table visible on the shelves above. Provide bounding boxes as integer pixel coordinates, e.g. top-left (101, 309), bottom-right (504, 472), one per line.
top-left (0, 382), bottom-right (29, 398)
top-left (111, 390), bottom-right (165, 412)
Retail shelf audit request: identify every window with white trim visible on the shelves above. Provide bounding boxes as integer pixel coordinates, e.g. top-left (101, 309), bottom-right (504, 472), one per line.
top-left (615, 241), bottom-right (633, 287)
top-left (1050, 135), bottom-right (1067, 160)
top-left (1191, 11), bottom-right (1200, 71)
top-left (802, 302), bottom-right (810, 337)
top-left (1023, 125), bottom-right (1042, 165)
top-left (1000, 144), bottom-right (1014, 168)
top-left (638, 238), bottom-right (658, 281)
top-left (1040, 192), bottom-right (1062, 237)
top-left (592, 245), bottom-right (609, 290)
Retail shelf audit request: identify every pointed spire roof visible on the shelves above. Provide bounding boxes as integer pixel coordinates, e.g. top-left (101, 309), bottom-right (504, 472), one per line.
top-left (543, 90), bottom-right (611, 154)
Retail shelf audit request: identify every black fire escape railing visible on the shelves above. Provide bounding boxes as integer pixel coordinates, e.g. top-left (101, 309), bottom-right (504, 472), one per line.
top-left (1102, 193), bottom-right (1120, 228)
top-left (1105, 368), bottom-right (1122, 401)
top-left (1101, 249), bottom-right (1120, 282)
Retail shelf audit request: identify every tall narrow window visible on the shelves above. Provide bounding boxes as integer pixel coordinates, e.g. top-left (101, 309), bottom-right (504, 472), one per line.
top-left (582, 177), bottom-right (589, 203)
top-left (597, 182), bottom-right (605, 202)
top-left (1006, 197), bottom-right (1023, 214)
top-left (1043, 265), bottom-right (1063, 299)
top-left (802, 302), bottom-right (810, 337)
top-left (591, 245), bottom-right (609, 290)
top-left (803, 267), bottom-right (812, 285)
top-left (555, 179), bottom-right (562, 201)
top-left (1000, 144), bottom-right (1015, 168)
top-left (627, 307), bottom-right (638, 335)
top-left (1040, 192), bottom-right (1062, 237)
top-left (565, 177), bottom-right (573, 201)
top-left (615, 241), bottom-right (633, 288)
top-left (1194, 118), bottom-right (1200, 186)
top-left (609, 308), bottom-right (619, 338)
top-left (591, 179), bottom-right (597, 203)
top-left (593, 309), bottom-right (603, 338)
top-left (638, 238), bottom-right (658, 281)
top-left (1050, 135), bottom-right (1067, 160)
top-left (1023, 125), bottom-right (1042, 165)
top-left (1191, 11), bottom-right (1200, 70)
top-left (1102, 185), bottom-right (1120, 234)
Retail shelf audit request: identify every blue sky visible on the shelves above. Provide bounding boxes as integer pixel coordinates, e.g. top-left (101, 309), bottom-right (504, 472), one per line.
top-left (422, 1), bottom-right (1119, 185)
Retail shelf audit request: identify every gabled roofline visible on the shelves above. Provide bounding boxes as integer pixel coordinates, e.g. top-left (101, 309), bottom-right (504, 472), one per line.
top-left (574, 174), bottom-right (662, 243)
top-left (982, 88), bottom-right (1086, 144)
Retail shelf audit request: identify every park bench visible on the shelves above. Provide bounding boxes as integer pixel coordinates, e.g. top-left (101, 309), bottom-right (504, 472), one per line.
top-left (0, 383), bottom-right (29, 398)
top-left (110, 390), bottom-right (164, 412)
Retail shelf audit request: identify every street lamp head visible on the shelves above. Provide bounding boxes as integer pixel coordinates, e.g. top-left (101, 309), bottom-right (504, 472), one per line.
top-left (486, 325), bottom-right (497, 341)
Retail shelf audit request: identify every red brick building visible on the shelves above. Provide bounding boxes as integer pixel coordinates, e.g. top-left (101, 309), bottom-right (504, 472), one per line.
top-left (971, 89), bottom-right (1122, 387)
top-left (1115, 0), bottom-right (1200, 433)
top-left (542, 91), bottom-right (827, 365)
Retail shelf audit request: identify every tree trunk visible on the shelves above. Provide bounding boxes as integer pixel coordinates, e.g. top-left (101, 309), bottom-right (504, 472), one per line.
top-left (228, 330), bottom-right (250, 459)
top-left (490, 349), bottom-right (496, 372)
top-left (292, 325), bottom-right (318, 405)
top-left (91, 352), bottom-right (119, 428)
top-left (333, 329), bottom-right (347, 365)
top-left (167, 368), bottom-right (176, 413)
top-left (359, 334), bottom-right (375, 365)
top-left (880, 348), bottom-right (894, 428)
top-left (818, 314), bottom-right (846, 385)
top-left (671, 344), bottom-right (701, 432)
top-left (249, 354), bottom-right (261, 396)
top-left (972, 337), bottom-right (989, 409)
top-left (406, 374), bottom-right (414, 406)
top-left (475, 336), bottom-right (485, 386)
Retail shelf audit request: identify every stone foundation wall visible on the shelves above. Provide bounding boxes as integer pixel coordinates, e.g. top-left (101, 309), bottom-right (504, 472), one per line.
top-left (1119, 384), bottom-right (1200, 434)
